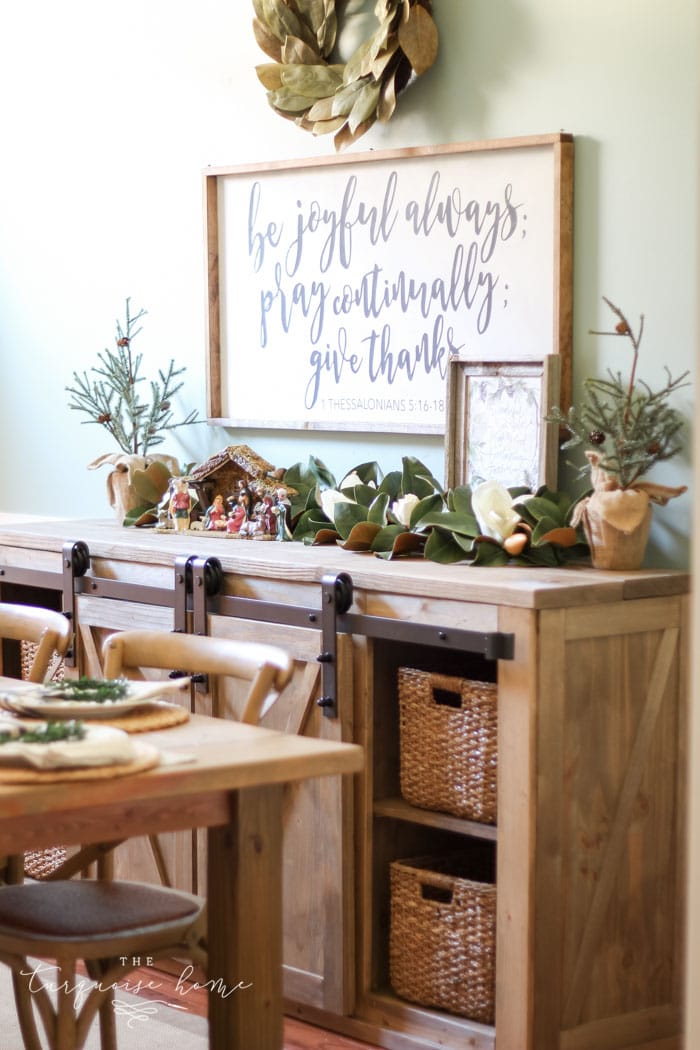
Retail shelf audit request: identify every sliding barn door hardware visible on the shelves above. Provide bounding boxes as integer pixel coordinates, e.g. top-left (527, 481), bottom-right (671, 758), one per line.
top-left (3, 546), bottom-right (514, 678)
top-left (61, 541), bottom-right (90, 666)
top-left (316, 572), bottom-right (354, 719)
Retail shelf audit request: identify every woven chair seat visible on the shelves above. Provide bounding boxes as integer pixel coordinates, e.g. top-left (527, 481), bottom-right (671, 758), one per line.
top-left (0, 880), bottom-right (202, 943)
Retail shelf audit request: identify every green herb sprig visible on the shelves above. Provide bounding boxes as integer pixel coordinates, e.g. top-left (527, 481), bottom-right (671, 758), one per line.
top-left (0, 721), bottom-right (86, 745)
top-left (41, 678), bottom-right (129, 704)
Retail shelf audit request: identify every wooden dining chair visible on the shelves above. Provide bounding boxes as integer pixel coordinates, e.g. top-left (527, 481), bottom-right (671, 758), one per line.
top-left (0, 602), bottom-right (71, 683)
top-left (39, 629), bottom-right (294, 884)
top-left (0, 879), bottom-right (207, 1050)
top-left (0, 603), bottom-right (72, 884)
top-left (102, 628), bottom-right (293, 725)
top-left (0, 630), bottom-right (294, 1050)
top-left (100, 629), bottom-right (294, 886)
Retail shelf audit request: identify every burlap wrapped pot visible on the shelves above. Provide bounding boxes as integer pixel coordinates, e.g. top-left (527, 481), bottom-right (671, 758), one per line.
top-left (572, 451), bottom-right (687, 571)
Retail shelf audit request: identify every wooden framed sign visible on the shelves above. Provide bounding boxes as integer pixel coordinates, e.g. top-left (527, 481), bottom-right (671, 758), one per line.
top-left (204, 133), bottom-right (573, 434)
top-left (445, 355), bottom-right (561, 491)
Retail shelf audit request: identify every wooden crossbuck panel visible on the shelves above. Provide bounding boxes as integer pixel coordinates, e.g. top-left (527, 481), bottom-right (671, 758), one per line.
top-left (535, 597), bottom-right (686, 1050)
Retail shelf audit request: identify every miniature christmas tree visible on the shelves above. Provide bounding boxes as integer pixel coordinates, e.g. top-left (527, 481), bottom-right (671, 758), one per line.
top-left (548, 297), bottom-right (689, 569)
top-left (550, 297), bottom-right (689, 489)
top-left (66, 298), bottom-right (198, 456)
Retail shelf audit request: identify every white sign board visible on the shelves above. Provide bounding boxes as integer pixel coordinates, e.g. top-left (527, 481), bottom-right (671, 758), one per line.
top-left (205, 135), bottom-right (572, 434)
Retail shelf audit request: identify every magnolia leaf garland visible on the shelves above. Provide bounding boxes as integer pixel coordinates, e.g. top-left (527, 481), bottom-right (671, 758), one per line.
top-left (253, 0), bottom-right (439, 149)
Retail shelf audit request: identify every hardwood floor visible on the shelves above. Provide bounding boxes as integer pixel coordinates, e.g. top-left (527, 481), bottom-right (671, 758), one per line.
top-left (132, 964), bottom-right (383, 1050)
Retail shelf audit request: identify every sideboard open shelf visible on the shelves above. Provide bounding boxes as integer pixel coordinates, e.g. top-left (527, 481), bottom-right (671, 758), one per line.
top-left (0, 515), bottom-right (688, 1050)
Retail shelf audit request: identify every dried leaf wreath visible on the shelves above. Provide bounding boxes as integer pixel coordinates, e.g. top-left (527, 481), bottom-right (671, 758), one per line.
top-left (253, 0), bottom-right (439, 150)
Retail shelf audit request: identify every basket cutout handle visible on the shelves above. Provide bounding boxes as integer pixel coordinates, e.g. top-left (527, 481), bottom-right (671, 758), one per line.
top-left (421, 882), bottom-right (453, 905)
top-left (432, 686), bottom-right (462, 710)
top-left (426, 672), bottom-right (465, 710)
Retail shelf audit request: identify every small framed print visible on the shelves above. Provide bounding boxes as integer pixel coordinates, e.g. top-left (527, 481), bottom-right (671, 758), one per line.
top-left (445, 355), bottom-right (561, 491)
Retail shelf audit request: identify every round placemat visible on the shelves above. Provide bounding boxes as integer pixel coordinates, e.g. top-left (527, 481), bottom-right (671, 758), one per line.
top-left (0, 742), bottom-right (160, 783)
top-left (85, 703), bottom-right (190, 733)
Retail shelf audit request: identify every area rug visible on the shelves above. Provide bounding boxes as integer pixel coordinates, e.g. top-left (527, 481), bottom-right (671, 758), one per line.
top-left (0, 961), bottom-right (208, 1049)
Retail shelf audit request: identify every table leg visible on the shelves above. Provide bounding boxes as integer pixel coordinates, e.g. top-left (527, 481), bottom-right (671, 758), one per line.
top-left (207, 784), bottom-right (284, 1050)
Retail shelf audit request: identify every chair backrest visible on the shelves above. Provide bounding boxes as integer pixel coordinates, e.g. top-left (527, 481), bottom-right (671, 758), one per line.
top-left (101, 630), bottom-right (293, 723)
top-left (0, 602), bottom-right (72, 683)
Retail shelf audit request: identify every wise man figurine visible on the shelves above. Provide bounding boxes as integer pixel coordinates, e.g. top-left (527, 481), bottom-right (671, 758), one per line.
top-left (273, 487), bottom-right (292, 542)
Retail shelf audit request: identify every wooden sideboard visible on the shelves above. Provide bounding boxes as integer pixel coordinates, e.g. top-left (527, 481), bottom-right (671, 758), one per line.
top-left (0, 516), bottom-right (689, 1050)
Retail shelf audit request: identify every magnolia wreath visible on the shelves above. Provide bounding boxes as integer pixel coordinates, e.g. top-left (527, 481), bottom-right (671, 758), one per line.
top-left (253, 0), bottom-right (439, 150)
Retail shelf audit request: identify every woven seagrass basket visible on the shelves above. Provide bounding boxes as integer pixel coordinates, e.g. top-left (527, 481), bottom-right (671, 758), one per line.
top-left (389, 851), bottom-right (496, 1023)
top-left (398, 668), bottom-right (498, 823)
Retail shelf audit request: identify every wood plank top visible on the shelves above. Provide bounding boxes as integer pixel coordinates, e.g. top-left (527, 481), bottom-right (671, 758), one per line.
top-left (0, 516), bottom-right (689, 610)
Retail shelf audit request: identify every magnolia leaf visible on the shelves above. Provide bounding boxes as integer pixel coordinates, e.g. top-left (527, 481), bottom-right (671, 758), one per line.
top-left (334, 115), bottom-right (375, 150)
top-left (280, 63), bottom-right (344, 97)
top-left (522, 542), bottom-right (562, 568)
top-left (256, 63), bottom-right (284, 90)
top-left (377, 470), bottom-right (403, 499)
top-left (340, 521), bottom-right (382, 550)
top-left (340, 482), bottom-right (380, 508)
top-left (367, 491), bottom-right (390, 524)
top-left (123, 504), bottom-right (159, 528)
top-left (265, 0), bottom-right (317, 49)
top-left (410, 493), bottom-right (443, 529)
top-left (376, 69), bottom-right (397, 121)
top-left (283, 460), bottom-right (322, 492)
top-left (312, 115), bottom-right (347, 135)
top-left (292, 508), bottom-right (331, 540)
top-left (365, 40), bottom-right (398, 79)
top-left (402, 456), bottom-right (442, 498)
top-left (333, 500), bottom-right (370, 539)
top-left (282, 35), bottom-right (323, 65)
top-left (517, 495), bottom-right (566, 526)
top-left (295, 0), bottom-right (328, 37)
top-left (397, 4), bottom-right (438, 74)
top-left (253, 17), bottom-right (283, 62)
top-left (270, 88), bottom-right (317, 112)
top-left (331, 79), bottom-right (365, 117)
top-left (536, 526), bottom-right (580, 548)
top-left (387, 530), bottom-right (425, 558)
top-left (316, 8), bottom-right (338, 54)
top-left (132, 466), bottom-right (168, 505)
top-left (472, 538), bottom-right (510, 566)
top-left (423, 528), bottom-right (471, 564)
top-left (346, 460), bottom-right (384, 486)
top-left (259, 0), bottom-right (289, 43)
top-left (370, 523), bottom-right (408, 552)
top-left (310, 527), bottom-right (342, 545)
top-left (532, 515), bottom-right (561, 544)
top-left (537, 486), bottom-right (575, 516)
top-left (343, 38), bottom-right (375, 85)
top-left (416, 509), bottom-right (478, 538)
top-left (306, 95), bottom-right (338, 120)
top-left (306, 456), bottom-right (337, 488)
top-left (348, 81), bottom-right (381, 132)
top-left (449, 486), bottom-right (475, 516)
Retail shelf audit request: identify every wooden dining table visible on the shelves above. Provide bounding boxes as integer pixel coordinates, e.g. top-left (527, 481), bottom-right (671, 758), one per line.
top-left (0, 686), bottom-right (364, 1049)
